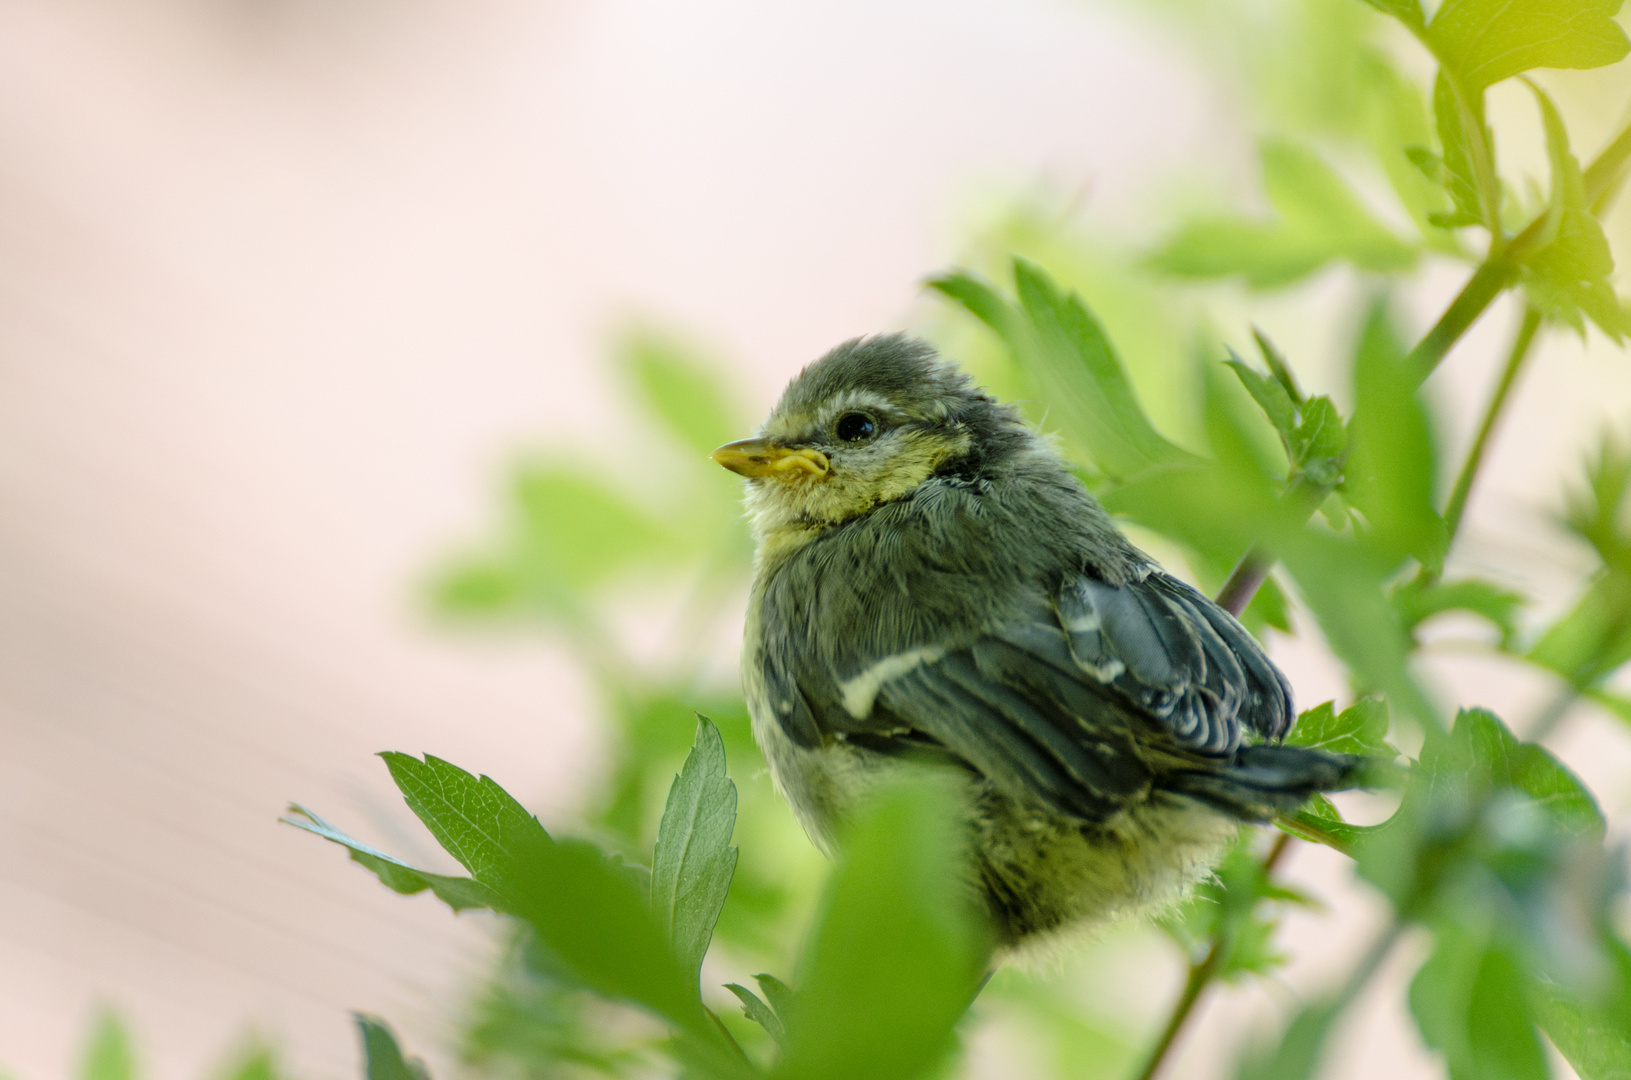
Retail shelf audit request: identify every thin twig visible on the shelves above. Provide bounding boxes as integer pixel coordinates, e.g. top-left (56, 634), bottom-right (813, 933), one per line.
top-left (1130, 833), bottom-right (1295, 1080)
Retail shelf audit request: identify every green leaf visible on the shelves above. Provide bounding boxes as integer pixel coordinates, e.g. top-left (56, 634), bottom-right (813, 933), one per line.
top-left (1437, 708), bottom-right (1605, 839)
top-left (1530, 938), bottom-right (1631, 1080)
top-left (281, 804), bottom-right (502, 912)
top-left (355, 1015), bottom-right (431, 1080)
top-left (1291, 396), bottom-right (1347, 487)
top-left (1225, 354), bottom-right (1298, 449)
top-left (1520, 82), bottom-right (1630, 340)
top-left (1426, 0), bottom-right (1630, 91)
top-left (1344, 300), bottom-right (1445, 568)
top-left (1392, 576), bottom-right (1526, 647)
top-left (1150, 139), bottom-right (1417, 288)
top-left (1431, 72), bottom-right (1492, 227)
top-left (1253, 328), bottom-right (1304, 406)
top-left (1233, 1000), bottom-right (1343, 1080)
top-left (431, 468), bottom-right (672, 618)
top-left (1357, 0), bottom-right (1425, 29)
top-left (774, 773), bottom-right (990, 1080)
top-left (1280, 531), bottom-right (1438, 726)
top-left (80, 1011), bottom-right (136, 1080)
top-left (725, 984), bottom-right (787, 1047)
top-left (1286, 698), bottom-right (1394, 756)
top-left (1528, 571), bottom-right (1631, 687)
top-left (380, 753), bottom-right (553, 900)
top-left (509, 834), bottom-right (715, 1042)
top-left (623, 333), bottom-right (743, 456)
top-left (213, 1043), bottom-right (282, 1080)
top-left (651, 716), bottom-right (740, 984)
top-left (1468, 947), bottom-right (1552, 1080)
top-left (930, 263), bottom-right (1194, 479)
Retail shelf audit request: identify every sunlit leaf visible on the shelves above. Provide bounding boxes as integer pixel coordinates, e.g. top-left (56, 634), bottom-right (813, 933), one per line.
top-left (651, 716), bottom-right (739, 984)
top-left (774, 773), bottom-right (990, 1080)
top-left (1430, 72), bottom-right (1492, 227)
top-left (1426, 0), bottom-right (1630, 90)
top-left (1520, 83), bottom-right (1630, 340)
top-left (1357, 0), bottom-right (1424, 30)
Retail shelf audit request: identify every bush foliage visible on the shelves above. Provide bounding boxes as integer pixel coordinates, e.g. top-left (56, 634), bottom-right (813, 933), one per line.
top-left (276, 1), bottom-right (1631, 1078)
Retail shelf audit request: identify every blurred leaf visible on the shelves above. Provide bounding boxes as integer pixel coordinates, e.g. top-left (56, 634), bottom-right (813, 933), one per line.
top-left (214, 1042), bottom-right (282, 1080)
top-left (928, 263), bottom-right (1195, 479)
top-left (81, 1011), bottom-right (135, 1080)
top-left (1150, 140), bottom-right (1416, 288)
top-left (1291, 396), bottom-right (1346, 487)
top-left (510, 834), bottom-right (716, 1045)
top-left (1529, 938), bottom-right (1631, 1080)
top-left (725, 984), bottom-right (786, 1048)
top-left (1280, 531), bottom-right (1437, 726)
top-left (1393, 576), bottom-right (1526, 648)
top-left (651, 716), bottom-right (740, 984)
top-left (1287, 698), bottom-right (1395, 756)
top-left (1436, 709), bottom-right (1605, 839)
top-left (1430, 72), bottom-right (1491, 228)
top-left (355, 1016), bottom-right (431, 1080)
top-left (1519, 83), bottom-right (1630, 340)
top-left (1233, 999), bottom-right (1342, 1080)
top-left (1226, 353), bottom-right (1298, 449)
top-left (1161, 839), bottom-right (1310, 981)
top-left (1411, 934), bottom-right (1550, 1080)
top-left (1358, 0), bottom-right (1424, 29)
top-left (1357, 708), bottom-right (1604, 908)
top-left (774, 773), bottom-right (990, 1080)
top-left (380, 753), bottom-right (553, 901)
top-left (281, 804), bottom-right (501, 913)
top-left (1244, 573), bottom-right (1293, 635)
top-left (1344, 300), bottom-right (1446, 569)
top-left (1528, 572), bottom-right (1631, 687)
top-left (624, 333), bottom-right (743, 456)
top-left (432, 468), bottom-right (672, 618)
top-left (1425, 0), bottom-right (1630, 90)
top-left (1253, 328), bottom-right (1304, 405)
top-left (754, 973), bottom-right (794, 1020)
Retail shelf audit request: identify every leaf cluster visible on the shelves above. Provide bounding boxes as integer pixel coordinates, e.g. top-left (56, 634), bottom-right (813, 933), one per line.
top-left (286, 721), bottom-right (990, 1080)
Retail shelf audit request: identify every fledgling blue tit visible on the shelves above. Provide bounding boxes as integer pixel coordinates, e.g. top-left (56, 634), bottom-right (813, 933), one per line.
top-left (712, 335), bottom-right (1363, 951)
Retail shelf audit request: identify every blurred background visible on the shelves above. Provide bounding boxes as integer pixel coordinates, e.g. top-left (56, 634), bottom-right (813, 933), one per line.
top-left (1, 1), bottom-right (1628, 1079)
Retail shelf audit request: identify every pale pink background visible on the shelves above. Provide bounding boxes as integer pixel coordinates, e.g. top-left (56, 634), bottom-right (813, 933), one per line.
top-left (0, 3), bottom-right (1625, 1079)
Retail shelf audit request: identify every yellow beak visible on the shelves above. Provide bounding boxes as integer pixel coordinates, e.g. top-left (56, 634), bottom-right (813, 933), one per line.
top-left (710, 439), bottom-right (830, 480)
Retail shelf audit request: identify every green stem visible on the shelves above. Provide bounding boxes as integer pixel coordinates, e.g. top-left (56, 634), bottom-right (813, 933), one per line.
top-left (1130, 833), bottom-right (1295, 1080)
top-left (1405, 260), bottom-right (1516, 383)
top-left (1438, 306), bottom-right (1544, 549)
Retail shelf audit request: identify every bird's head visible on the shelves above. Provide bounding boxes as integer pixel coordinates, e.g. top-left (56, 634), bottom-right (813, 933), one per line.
top-left (712, 335), bottom-right (1027, 544)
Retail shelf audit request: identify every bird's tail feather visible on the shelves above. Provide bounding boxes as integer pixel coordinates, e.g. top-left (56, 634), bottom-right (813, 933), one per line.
top-left (1169, 745), bottom-right (1372, 822)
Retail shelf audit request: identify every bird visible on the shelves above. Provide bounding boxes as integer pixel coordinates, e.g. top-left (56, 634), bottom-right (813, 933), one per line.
top-left (711, 334), bottom-right (1365, 951)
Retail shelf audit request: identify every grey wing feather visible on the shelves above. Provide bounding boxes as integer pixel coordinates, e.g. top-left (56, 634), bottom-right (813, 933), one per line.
top-left (1058, 573), bottom-right (1293, 752)
top-left (766, 570), bottom-right (1300, 823)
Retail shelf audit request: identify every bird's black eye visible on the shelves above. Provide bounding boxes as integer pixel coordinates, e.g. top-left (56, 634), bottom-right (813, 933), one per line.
top-left (835, 412), bottom-right (877, 442)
